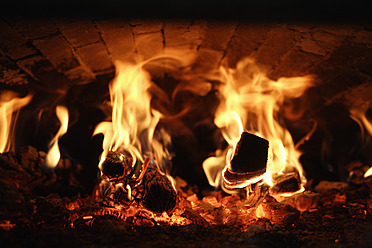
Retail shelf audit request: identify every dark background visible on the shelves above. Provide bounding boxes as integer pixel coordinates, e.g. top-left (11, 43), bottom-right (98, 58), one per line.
top-left (3, 0), bottom-right (371, 22)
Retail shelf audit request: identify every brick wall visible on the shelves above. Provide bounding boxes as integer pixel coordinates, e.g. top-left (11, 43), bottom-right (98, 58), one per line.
top-left (1, 18), bottom-right (371, 103)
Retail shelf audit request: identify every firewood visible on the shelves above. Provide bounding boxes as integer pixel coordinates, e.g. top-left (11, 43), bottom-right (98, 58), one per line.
top-left (269, 173), bottom-right (301, 195)
top-left (230, 132), bottom-right (268, 173)
top-left (100, 151), bottom-right (133, 182)
top-left (142, 166), bottom-right (177, 213)
top-left (223, 132), bottom-right (269, 189)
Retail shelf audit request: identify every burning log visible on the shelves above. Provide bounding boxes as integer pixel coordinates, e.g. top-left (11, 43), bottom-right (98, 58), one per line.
top-left (100, 151), bottom-right (134, 182)
top-left (142, 166), bottom-right (177, 213)
top-left (269, 172), bottom-right (301, 195)
top-left (231, 132), bottom-right (269, 173)
top-left (223, 132), bottom-right (269, 189)
top-left (99, 151), bottom-right (176, 213)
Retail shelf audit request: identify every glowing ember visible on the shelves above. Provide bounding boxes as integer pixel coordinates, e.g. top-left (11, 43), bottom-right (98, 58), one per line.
top-left (45, 106), bottom-right (69, 168)
top-left (203, 58), bottom-right (314, 197)
top-left (0, 91), bottom-right (32, 153)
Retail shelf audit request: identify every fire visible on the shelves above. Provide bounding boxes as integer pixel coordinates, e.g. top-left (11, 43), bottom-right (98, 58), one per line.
top-left (0, 91), bottom-right (32, 153)
top-left (45, 106), bottom-right (69, 168)
top-left (94, 52), bottom-right (195, 177)
top-left (203, 58), bottom-right (313, 197)
top-left (255, 204), bottom-right (265, 218)
top-left (94, 60), bottom-right (167, 172)
top-left (349, 102), bottom-right (372, 178)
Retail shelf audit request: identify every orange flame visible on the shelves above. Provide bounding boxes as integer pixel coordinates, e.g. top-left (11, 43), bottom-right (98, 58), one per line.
top-left (349, 102), bottom-right (372, 178)
top-left (203, 58), bottom-right (313, 196)
top-left (45, 106), bottom-right (69, 168)
top-left (94, 60), bottom-right (168, 171)
top-left (94, 52), bottom-right (195, 174)
top-left (0, 91), bottom-right (32, 153)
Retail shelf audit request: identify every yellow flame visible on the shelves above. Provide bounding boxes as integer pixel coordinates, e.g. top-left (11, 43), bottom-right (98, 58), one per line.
top-left (94, 60), bottom-right (164, 169)
top-left (94, 52), bottom-right (195, 173)
top-left (45, 106), bottom-right (69, 168)
top-left (255, 204), bottom-right (265, 218)
top-left (0, 91), bottom-right (32, 153)
top-left (349, 102), bottom-right (372, 178)
top-left (203, 58), bottom-right (313, 195)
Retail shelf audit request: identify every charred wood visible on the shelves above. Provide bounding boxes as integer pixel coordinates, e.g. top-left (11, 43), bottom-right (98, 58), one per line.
top-left (142, 166), bottom-right (177, 213)
top-left (100, 151), bottom-right (133, 182)
top-left (269, 172), bottom-right (301, 195)
top-left (230, 132), bottom-right (268, 174)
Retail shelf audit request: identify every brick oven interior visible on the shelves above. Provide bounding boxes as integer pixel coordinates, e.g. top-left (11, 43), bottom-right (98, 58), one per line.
top-left (1, 4), bottom-right (372, 247)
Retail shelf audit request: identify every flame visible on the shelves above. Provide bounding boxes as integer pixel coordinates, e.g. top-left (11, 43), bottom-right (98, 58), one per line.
top-left (349, 102), bottom-right (372, 178)
top-left (94, 60), bottom-right (168, 171)
top-left (45, 106), bottom-right (69, 168)
top-left (255, 204), bottom-right (265, 218)
top-left (203, 58), bottom-right (313, 196)
top-left (94, 52), bottom-right (195, 174)
top-left (0, 91), bottom-right (32, 153)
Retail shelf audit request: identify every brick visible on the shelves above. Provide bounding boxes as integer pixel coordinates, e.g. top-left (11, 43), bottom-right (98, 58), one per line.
top-left (96, 19), bottom-right (136, 62)
top-left (299, 31), bottom-right (344, 56)
top-left (0, 21), bottom-right (36, 60)
top-left (352, 29), bottom-right (372, 48)
top-left (201, 21), bottom-right (237, 51)
top-left (135, 32), bottom-right (164, 60)
top-left (130, 19), bottom-right (163, 34)
top-left (329, 82), bottom-right (372, 111)
top-left (0, 57), bottom-right (29, 86)
top-left (193, 48), bottom-right (223, 72)
top-left (189, 21), bottom-right (207, 46)
top-left (56, 18), bottom-right (100, 47)
top-left (310, 65), bottom-right (367, 100)
top-left (268, 48), bottom-right (323, 79)
top-left (64, 65), bottom-right (95, 84)
top-left (16, 55), bottom-right (71, 89)
top-left (224, 23), bottom-right (270, 67)
top-left (33, 34), bottom-right (80, 71)
top-left (254, 25), bottom-right (299, 70)
top-left (353, 51), bottom-right (372, 75)
top-left (76, 42), bottom-right (112, 72)
top-left (6, 18), bottom-right (58, 39)
top-left (164, 22), bottom-right (192, 47)
top-left (316, 24), bottom-right (356, 37)
top-left (163, 21), bottom-right (205, 49)
top-left (325, 41), bottom-right (371, 68)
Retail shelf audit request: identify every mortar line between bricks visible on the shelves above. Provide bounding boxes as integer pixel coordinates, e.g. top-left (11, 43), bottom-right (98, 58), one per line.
top-left (74, 40), bottom-right (101, 49)
top-left (28, 32), bottom-right (61, 42)
top-left (128, 22), bottom-right (139, 56)
top-left (219, 22), bottom-right (240, 67)
top-left (13, 53), bottom-right (40, 63)
top-left (161, 25), bottom-right (166, 49)
top-left (54, 25), bottom-right (95, 78)
top-left (10, 52), bottom-right (50, 84)
top-left (92, 20), bottom-right (112, 58)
